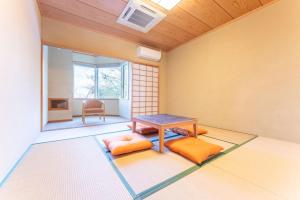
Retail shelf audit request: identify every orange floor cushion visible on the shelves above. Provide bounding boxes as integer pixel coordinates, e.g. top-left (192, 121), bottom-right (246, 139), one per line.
top-left (127, 124), bottom-right (158, 135)
top-left (170, 125), bottom-right (207, 136)
top-left (103, 133), bottom-right (153, 156)
top-left (165, 137), bottom-right (223, 164)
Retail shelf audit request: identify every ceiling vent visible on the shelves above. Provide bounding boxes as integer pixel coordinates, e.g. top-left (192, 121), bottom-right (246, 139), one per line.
top-left (117, 0), bottom-right (166, 33)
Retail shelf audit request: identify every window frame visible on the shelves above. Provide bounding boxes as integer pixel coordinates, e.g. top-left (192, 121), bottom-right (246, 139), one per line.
top-left (120, 62), bottom-right (129, 100)
top-left (73, 62), bottom-right (129, 100)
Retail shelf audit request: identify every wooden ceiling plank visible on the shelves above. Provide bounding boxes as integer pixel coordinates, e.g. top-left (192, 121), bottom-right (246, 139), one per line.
top-left (40, 4), bottom-right (171, 50)
top-left (76, 0), bottom-right (191, 43)
top-left (260, 0), bottom-right (274, 4)
top-left (214, 0), bottom-right (262, 18)
top-left (73, 0), bottom-right (182, 48)
top-left (39, 0), bottom-right (179, 49)
top-left (152, 20), bottom-right (195, 43)
top-left (178, 0), bottom-right (233, 28)
top-left (211, 0), bottom-right (234, 19)
top-left (40, 0), bottom-right (116, 23)
top-left (40, 4), bottom-right (139, 42)
top-left (164, 6), bottom-right (211, 36)
top-left (38, 0), bottom-right (275, 51)
top-left (76, 0), bottom-right (127, 16)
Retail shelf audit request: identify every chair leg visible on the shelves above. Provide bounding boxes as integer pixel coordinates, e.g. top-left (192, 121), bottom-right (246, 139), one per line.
top-left (103, 114), bottom-right (106, 122)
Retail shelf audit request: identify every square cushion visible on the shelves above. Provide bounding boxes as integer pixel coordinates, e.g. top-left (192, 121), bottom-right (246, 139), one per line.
top-left (128, 124), bottom-right (158, 135)
top-left (103, 133), bottom-right (153, 156)
top-left (170, 125), bottom-right (207, 136)
top-left (165, 137), bottom-right (223, 164)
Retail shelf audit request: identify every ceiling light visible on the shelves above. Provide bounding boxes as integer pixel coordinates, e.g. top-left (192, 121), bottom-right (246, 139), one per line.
top-left (151, 0), bottom-right (181, 10)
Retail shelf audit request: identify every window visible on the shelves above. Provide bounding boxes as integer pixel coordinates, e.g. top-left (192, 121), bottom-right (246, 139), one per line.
top-left (73, 64), bottom-right (96, 98)
top-left (73, 63), bottom-right (129, 99)
top-left (98, 67), bottom-right (121, 99)
top-left (121, 63), bottom-right (129, 99)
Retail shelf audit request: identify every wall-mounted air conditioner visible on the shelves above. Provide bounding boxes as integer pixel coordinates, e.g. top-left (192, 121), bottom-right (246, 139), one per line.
top-left (137, 46), bottom-right (161, 61)
top-left (117, 0), bottom-right (166, 33)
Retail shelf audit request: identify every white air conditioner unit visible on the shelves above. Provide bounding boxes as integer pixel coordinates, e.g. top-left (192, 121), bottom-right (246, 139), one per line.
top-left (117, 0), bottom-right (166, 33)
top-left (137, 46), bottom-right (161, 61)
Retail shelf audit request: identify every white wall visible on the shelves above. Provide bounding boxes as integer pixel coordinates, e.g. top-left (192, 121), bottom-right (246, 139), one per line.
top-left (73, 52), bottom-right (96, 65)
top-left (48, 46), bottom-right (73, 121)
top-left (42, 45), bottom-right (48, 126)
top-left (73, 52), bottom-right (125, 65)
top-left (0, 0), bottom-right (41, 182)
top-left (166, 0), bottom-right (300, 143)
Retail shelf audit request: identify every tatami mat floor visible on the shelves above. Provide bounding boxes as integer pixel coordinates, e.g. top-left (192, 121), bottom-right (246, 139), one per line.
top-left (146, 164), bottom-right (281, 200)
top-left (35, 122), bottom-right (131, 144)
top-left (95, 134), bottom-right (236, 198)
top-left (43, 116), bottom-right (130, 131)
top-left (0, 123), bottom-right (299, 200)
top-left (0, 137), bottom-right (132, 200)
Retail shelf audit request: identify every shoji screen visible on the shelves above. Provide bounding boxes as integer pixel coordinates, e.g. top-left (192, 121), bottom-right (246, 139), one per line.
top-left (132, 63), bottom-right (159, 118)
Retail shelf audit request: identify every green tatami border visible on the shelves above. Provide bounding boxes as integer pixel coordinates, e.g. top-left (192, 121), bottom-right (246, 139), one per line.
top-left (93, 136), bottom-right (138, 199)
top-left (137, 134), bottom-right (258, 199)
top-left (93, 132), bottom-right (257, 200)
top-left (34, 129), bottom-right (131, 145)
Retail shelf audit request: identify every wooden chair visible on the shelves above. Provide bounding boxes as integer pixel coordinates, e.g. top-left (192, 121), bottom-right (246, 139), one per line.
top-left (82, 99), bottom-right (105, 124)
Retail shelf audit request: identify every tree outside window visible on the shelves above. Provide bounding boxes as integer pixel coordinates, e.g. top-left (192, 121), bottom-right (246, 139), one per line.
top-left (98, 67), bottom-right (121, 99)
top-left (73, 64), bottom-right (95, 98)
top-left (73, 63), bottom-right (128, 99)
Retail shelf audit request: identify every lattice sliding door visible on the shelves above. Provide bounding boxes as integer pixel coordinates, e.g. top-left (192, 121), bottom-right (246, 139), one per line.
top-left (131, 63), bottom-right (159, 118)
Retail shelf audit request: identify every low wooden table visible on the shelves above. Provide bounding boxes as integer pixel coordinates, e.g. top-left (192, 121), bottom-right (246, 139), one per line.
top-left (132, 114), bottom-right (198, 153)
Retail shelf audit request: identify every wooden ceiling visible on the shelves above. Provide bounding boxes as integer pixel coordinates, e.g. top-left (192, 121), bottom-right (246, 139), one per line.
top-left (38, 0), bottom-right (274, 51)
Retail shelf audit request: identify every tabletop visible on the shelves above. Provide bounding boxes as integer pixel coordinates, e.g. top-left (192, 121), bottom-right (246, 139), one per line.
top-left (133, 114), bottom-right (196, 125)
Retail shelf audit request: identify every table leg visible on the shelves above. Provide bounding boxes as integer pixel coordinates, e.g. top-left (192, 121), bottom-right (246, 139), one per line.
top-left (159, 127), bottom-right (165, 153)
top-left (193, 123), bottom-right (197, 138)
top-left (132, 121), bottom-right (137, 133)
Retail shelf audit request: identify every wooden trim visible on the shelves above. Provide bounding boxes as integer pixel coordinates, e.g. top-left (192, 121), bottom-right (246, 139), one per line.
top-left (40, 42), bottom-right (43, 131)
top-left (48, 98), bottom-right (69, 110)
top-left (48, 119), bottom-right (72, 123)
top-left (42, 41), bottom-right (161, 68)
top-left (130, 63), bottom-right (134, 120)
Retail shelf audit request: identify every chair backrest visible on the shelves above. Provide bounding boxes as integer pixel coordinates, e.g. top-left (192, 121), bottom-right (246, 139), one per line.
top-left (83, 99), bottom-right (103, 109)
